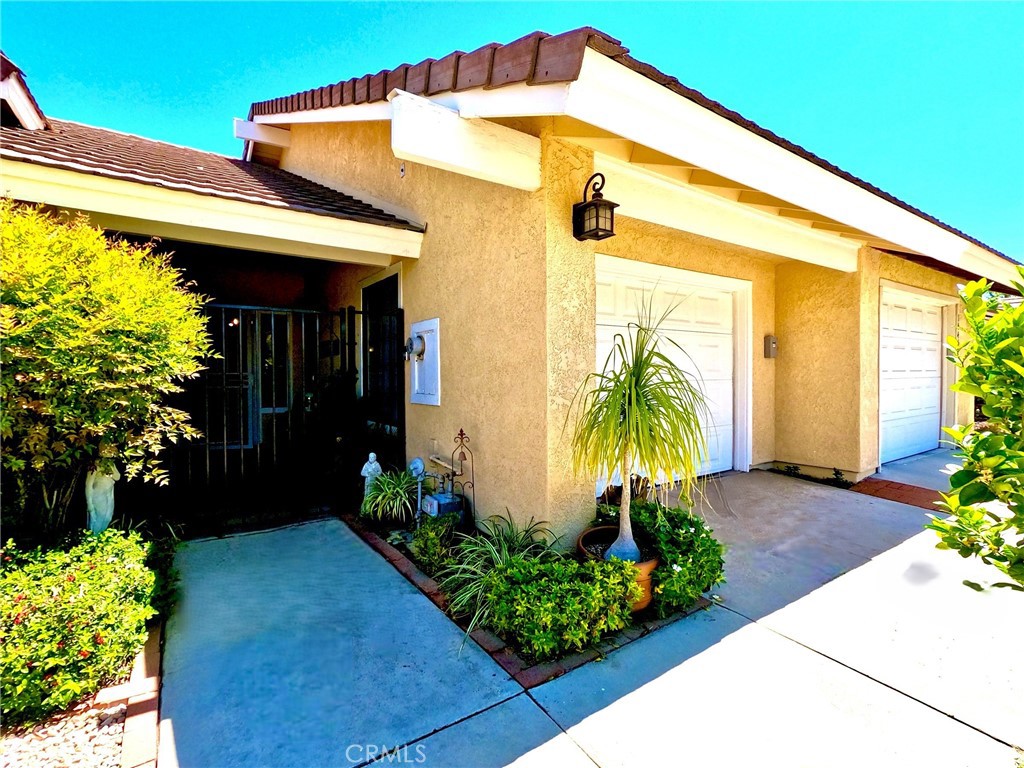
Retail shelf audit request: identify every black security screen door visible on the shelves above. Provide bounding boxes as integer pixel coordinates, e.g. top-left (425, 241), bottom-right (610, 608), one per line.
top-left (360, 275), bottom-right (405, 470)
top-left (174, 304), bottom-right (356, 526)
top-left (163, 295), bottom-right (406, 532)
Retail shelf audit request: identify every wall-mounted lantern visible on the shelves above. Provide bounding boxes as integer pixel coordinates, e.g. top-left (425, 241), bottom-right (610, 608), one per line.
top-left (572, 173), bottom-right (619, 241)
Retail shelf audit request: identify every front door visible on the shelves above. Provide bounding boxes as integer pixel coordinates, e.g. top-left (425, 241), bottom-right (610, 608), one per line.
top-left (360, 275), bottom-right (405, 470)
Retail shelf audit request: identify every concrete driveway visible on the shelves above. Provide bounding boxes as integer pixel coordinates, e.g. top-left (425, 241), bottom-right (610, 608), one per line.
top-left (159, 474), bottom-right (1022, 768)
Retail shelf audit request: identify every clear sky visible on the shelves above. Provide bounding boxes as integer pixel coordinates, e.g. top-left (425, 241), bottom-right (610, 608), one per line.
top-left (2, 2), bottom-right (1022, 260)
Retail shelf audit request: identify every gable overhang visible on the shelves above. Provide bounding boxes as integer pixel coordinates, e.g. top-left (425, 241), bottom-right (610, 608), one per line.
top-left (1, 158), bottom-right (423, 267)
top-left (246, 47), bottom-right (1016, 284)
top-left (0, 67), bottom-right (48, 130)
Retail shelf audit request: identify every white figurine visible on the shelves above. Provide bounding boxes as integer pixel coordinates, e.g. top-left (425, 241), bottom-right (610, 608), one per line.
top-left (85, 465), bottom-right (121, 533)
top-left (361, 452), bottom-right (382, 498)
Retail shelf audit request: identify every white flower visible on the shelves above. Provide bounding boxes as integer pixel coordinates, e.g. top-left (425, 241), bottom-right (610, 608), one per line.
top-left (671, 564), bottom-right (682, 572)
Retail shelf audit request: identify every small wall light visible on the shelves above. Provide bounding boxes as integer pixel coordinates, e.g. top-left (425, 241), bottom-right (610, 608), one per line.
top-left (572, 173), bottom-right (619, 241)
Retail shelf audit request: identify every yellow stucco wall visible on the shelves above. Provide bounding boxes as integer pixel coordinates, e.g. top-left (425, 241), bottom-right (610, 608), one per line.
top-left (598, 218), bottom-right (780, 467)
top-left (282, 121), bottom-right (554, 533)
top-left (282, 119), bottom-right (974, 528)
top-left (774, 260), bottom-right (863, 473)
top-left (775, 246), bottom-right (969, 479)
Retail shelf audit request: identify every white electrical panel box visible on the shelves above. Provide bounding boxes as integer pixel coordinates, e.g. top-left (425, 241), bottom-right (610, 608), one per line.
top-left (409, 318), bottom-right (440, 406)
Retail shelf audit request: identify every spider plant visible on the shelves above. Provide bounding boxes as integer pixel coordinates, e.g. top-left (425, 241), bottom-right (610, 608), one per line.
top-left (438, 510), bottom-right (557, 641)
top-left (361, 469), bottom-right (418, 525)
top-left (568, 296), bottom-right (709, 562)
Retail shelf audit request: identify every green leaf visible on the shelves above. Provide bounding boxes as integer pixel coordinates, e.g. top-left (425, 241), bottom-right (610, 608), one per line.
top-left (958, 481), bottom-right (997, 506)
top-left (948, 469), bottom-right (979, 490)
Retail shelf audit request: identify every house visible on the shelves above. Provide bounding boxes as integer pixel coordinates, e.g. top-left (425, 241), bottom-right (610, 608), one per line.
top-left (2, 30), bottom-right (1019, 541)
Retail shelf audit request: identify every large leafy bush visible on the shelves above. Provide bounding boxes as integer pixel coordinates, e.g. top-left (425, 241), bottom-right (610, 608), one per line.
top-left (439, 512), bottom-right (555, 637)
top-left (1, 530), bottom-right (156, 724)
top-left (928, 268), bottom-right (1024, 590)
top-left (596, 500), bottom-right (725, 616)
top-left (485, 557), bottom-right (641, 661)
top-left (0, 201), bottom-right (212, 542)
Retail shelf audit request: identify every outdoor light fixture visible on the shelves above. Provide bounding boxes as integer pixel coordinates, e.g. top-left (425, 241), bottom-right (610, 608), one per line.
top-left (572, 173), bottom-right (619, 241)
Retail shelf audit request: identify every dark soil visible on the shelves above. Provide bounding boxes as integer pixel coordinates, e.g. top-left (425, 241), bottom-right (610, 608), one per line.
top-left (583, 538), bottom-right (659, 563)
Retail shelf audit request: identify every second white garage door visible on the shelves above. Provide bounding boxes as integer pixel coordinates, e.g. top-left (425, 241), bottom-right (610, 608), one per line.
top-left (879, 289), bottom-right (944, 463)
top-left (596, 257), bottom-right (735, 475)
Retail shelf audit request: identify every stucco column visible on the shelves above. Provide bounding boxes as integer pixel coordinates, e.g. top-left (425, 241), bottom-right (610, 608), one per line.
top-left (541, 131), bottom-right (596, 543)
top-left (856, 246), bottom-right (882, 473)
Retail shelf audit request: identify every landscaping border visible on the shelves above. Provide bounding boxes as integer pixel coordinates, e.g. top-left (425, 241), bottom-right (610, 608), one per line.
top-left (339, 512), bottom-right (711, 690)
top-left (92, 624), bottom-right (162, 768)
top-left (850, 478), bottom-right (943, 510)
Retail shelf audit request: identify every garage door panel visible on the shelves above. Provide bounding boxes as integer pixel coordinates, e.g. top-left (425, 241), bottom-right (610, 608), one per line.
top-left (596, 268), bottom-right (734, 475)
top-left (880, 292), bottom-right (943, 464)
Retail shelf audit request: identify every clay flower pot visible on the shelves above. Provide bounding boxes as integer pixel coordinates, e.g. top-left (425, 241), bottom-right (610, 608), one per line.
top-left (576, 525), bottom-right (659, 612)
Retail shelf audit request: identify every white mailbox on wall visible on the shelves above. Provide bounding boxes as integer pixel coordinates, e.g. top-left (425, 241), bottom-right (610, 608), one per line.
top-left (409, 317), bottom-right (440, 406)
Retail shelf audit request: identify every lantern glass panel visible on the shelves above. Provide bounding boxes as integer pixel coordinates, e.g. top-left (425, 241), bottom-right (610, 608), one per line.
top-left (584, 206), bottom-right (597, 232)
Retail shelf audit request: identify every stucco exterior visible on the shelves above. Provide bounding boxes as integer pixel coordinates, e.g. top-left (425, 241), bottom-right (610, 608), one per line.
top-left (282, 120), bottom-right (589, 537)
top-left (279, 119), bottom-right (978, 537)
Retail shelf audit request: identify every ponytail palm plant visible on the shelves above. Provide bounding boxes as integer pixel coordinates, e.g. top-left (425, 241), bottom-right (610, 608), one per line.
top-left (569, 299), bottom-right (709, 562)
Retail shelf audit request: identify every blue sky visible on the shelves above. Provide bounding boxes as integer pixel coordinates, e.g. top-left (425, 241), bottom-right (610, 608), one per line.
top-left (3, 2), bottom-right (1022, 259)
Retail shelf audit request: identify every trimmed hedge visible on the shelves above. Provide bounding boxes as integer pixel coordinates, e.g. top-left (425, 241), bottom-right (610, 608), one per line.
top-left (1, 530), bottom-right (156, 725)
top-left (485, 557), bottom-right (641, 662)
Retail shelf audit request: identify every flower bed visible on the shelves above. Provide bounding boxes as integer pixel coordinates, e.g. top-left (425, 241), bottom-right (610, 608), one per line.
top-left (344, 499), bottom-right (723, 683)
top-left (1, 530), bottom-right (157, 726)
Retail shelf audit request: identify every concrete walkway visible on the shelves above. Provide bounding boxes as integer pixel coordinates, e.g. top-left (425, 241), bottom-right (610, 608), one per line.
top-left (873, 446), bottom-right (960, 491)
top-left (160, 477), bottom-right (1022, 767)
top-left (158, 520), bottom-right (536, 768)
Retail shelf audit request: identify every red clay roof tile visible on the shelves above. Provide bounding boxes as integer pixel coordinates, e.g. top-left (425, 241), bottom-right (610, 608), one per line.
top-left (0, 118), bottom-right (421, 231)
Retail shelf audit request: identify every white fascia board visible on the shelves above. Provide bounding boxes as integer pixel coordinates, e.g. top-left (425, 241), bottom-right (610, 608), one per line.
top-left (254, 101), bottom-right (393, 125)
top-left (233, 118), bottom-right (291, 147)
top-left (388, 89), bottom-right (541, 191)
top-left (428, 82), bottom-right (570, 118)
top-left (568, 49), bottom-right (1018, 285)
top-left (597, 156), bottom-right (860, 271)
top-left (0, 158), bottom-right (423, 262)
top-left (250, 82), bottom-right (571, 126)
top-left (0, 76), bottom-right (47, 130)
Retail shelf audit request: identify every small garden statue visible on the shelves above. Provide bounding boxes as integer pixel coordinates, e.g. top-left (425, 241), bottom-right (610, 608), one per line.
top-left (361, 452), bottom-right (382, 499)
top-left (85, 465), bottom-right (121, 533)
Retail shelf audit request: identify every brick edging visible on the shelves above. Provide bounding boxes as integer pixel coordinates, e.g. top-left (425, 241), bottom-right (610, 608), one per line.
top-left (339, 512), bottom-right (711, 689)
top-left (850, 478), bottom-right (943, 510)
top-left (93, 623), bottom-right (162, 768)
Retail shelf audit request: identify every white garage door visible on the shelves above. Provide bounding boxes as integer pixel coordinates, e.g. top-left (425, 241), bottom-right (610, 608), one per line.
top-left (879, 291), bottom-right (943, 463)
top-left (596, 260), bottom-right (734, 476)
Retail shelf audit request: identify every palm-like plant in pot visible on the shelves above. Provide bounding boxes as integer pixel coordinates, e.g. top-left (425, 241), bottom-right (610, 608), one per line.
top-left (569, 298), bottom-right (709, 607)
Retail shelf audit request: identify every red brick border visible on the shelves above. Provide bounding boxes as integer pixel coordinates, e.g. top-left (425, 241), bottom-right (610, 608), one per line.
top-left (340, 512), bottom-right (711, 689)
top-left (850, 478), bottom-right (943, 510)
top-left (93, 625), bottom-right (162, 768)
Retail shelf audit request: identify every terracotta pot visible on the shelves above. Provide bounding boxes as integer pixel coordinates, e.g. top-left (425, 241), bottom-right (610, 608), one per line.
top-left (576, 525), bottom-right (659, 612)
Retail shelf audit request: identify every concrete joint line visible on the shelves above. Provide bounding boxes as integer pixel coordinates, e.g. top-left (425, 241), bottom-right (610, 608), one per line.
top-left (715, 603), bottom-right (1019, 751)
top-left (358, 691), bottom-right (528, 768)
top-left (525, 689), bottom-right (603, 768)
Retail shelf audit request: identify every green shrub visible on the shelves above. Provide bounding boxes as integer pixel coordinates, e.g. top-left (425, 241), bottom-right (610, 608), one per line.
top-left (486, 557), bottom-right (641, 661)
top-left (439, 511), bottom-right (556, 638)
top-left (596, 500), bottom-right (725, 616)
top-left (1, 529), bottom-right (156, 724)
top-left (0, 201), bottom-right (212, 543)
top-left (928, 268), bottom-right (1024, 590)
top-left (410, 513), bottom-right (458, 576)
top-left (361, 470), bottom-right (418, 525)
